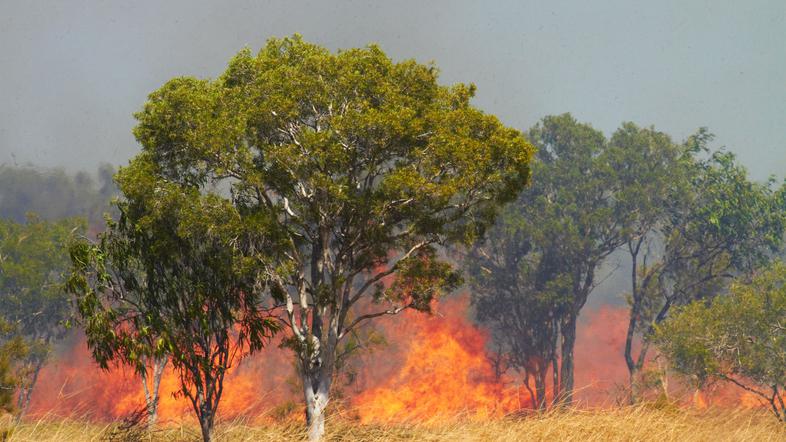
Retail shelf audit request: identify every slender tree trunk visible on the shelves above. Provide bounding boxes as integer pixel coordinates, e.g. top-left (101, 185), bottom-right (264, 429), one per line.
top-left (185, 355), bottom-right (224, 442)
top-left (522, 371), bottom-right (536, 410)
top-left (625, 315), bottom-right (641, 405)
top-left (194, 390), bottom-right (215, 442)
top-left (657, 357), bottom-right (669, 401)
top-left (141, 355), bottom-right (168, 429)
top-left (550, 327), bottom-right (560, 408)
top-left (625, 240), bottom-right (644, 404)
top-left (14, 358), bottom-right (44, 423)
top-left (559, 313), bottom-right (577, 406)
top-left (771, 385), bottom-right (786, 422)
top-left (199, 413), bottom-right (213, 442)
top-left (534, 369), bottom-right (547, 410)
top-left (625, 268), bottom-right (641, 402)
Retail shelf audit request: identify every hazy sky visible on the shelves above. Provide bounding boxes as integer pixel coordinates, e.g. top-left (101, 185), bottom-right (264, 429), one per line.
top-left (1, 0), bottom-right (784, 180)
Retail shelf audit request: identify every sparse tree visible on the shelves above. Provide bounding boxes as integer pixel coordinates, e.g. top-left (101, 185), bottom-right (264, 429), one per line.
top-left (131, 36), bottom-right (533, 440)
top-left (619, 131), bottom-right (786, 402)
top-left (67, 158), bottom-right (280, 442)
top-left (604, 123), bottom-right (686, 402)
top-left (467, 203), bottom-right (565, 409)
top-left (655, 261), bottom-right (786, 421)
top-left (0, 214), bottom-right (85, 418)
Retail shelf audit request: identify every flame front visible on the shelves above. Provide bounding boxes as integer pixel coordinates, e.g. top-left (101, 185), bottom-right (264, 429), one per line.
top-left (26, 298), bottom-right (768, 424)
top-left (353, 297), bottom-right (524, 423)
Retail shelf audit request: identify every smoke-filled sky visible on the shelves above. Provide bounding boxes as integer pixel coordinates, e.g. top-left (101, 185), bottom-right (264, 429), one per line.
top-left (1, 0), bottom-right (784, 180)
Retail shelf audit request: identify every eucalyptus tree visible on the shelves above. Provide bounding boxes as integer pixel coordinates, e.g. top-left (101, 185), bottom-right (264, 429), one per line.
top-left (0, 214), bottom-right (85, 417)
top-left (468, 113), bottom-right (623, 406)
top-left (655, 262), bottom-right (786, 421)
top-left (618, 131), bottom-right (786, 401)
top-left (131, 36), bottom-right (533, 439)
top-left (67, 157), bottom-right (281, 442)
top-left (467, 209), bottom-right (565, 409)
top-left (604, 123), bottom-right (686, 401)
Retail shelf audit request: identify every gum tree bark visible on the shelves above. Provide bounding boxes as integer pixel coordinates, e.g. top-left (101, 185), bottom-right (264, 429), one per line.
top-left (141, 355), bottom-right (168, 429)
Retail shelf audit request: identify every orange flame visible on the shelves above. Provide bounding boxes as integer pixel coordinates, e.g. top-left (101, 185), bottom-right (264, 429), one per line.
top-left (352, 296), bottom-right (525, 423)
top-left (27, 299), bottom-right (769, 424)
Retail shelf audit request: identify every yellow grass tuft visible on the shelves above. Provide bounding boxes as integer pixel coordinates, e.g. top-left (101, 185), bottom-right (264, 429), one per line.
top-left (3, 406), bottom-right (784, 441)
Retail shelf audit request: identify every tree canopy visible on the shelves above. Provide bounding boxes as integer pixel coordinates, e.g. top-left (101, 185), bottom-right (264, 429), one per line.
top-left (129, 35), bottom-right (533, 440)
top-left (0, 214), bottom-right (85, 415)
top-left (655, 262), bottom-right (786, 421)
top-left (467, 115), bottom-right (786, 407)
top-left (67, 157), bottom-right (281, 441)
top-left (468, 113), bottom-right (623, 406)
top-left (619, 130), bottom-right (786, 400)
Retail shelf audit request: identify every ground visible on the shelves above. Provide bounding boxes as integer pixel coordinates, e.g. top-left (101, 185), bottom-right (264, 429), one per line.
top-left (3, 406), bottom-right (784, 441)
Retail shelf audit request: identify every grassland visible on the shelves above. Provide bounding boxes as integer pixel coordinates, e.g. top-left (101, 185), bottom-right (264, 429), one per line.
top-left (3, 406), bottom-right (785, 442)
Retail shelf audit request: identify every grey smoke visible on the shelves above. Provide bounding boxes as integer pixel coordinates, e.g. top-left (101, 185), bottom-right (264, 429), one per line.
top-left (1, 0), bottom-right (784, 180)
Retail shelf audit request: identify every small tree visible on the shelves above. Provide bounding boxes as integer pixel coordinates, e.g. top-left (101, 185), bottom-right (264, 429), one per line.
top-left (655, 262), bottom-right (786, 421)
top-left (0, 319), bottom-right (27, 414)
top-left (67, 158), bottom-right (280, 442)
top-left (619, 132), bottom-right (786, 402)
top-left (131, 36), bottom-right (533, 440)
top-left (0, 214), bottom-right (85, 418)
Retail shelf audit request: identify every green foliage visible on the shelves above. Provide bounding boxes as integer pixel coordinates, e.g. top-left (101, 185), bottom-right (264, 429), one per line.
top-left (655, 262), bottom-right (786, 421)
top-left (606, 122), bottom-right (682, 241)
top-left (67, 157), bottom-right (281, 440)
top-left (468, 115), bottom-right (786, 407)
top-left (0, 215), bottom-right (84, 342)
top-left (0, 214), bottom-right (85, 414)
top-left (603, 122), bottom-right (694, 402)
top-left (380, 246), bottom-right (463, 312)
top-left (468, 113), bottom-right (623, 406)
top-left (631, 133), bottom-right (786, 345)
top-left (0, 319), bottom-right (28, 414)
top-left (129, 35), bottom-right (532, 437)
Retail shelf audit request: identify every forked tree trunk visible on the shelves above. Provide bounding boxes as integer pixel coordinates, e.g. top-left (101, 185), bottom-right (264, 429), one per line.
top-left (193, 390), bottom-right (216, 442)
top-left (184, 361), bottom-right (224, 442)
top-left (141, 355), bottom-right (168, 429)
top-left (299, 319), bottom-right (337, 442)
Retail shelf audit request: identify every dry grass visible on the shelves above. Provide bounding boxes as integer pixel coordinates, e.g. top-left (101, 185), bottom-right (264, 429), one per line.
top-left (3, 406), bottom-right (784, 441)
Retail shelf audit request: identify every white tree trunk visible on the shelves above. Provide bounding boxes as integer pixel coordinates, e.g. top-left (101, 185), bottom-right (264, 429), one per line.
top-left (142, 355), bottom-right (168, 429)
top-left (302, 335), bottom-right (335, 442)
top-left (305, 386), bottom-right (328, 442)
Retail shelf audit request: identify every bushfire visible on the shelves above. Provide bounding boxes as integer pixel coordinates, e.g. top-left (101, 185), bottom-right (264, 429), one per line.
top-left (26, 296), bottom-right (764, 424)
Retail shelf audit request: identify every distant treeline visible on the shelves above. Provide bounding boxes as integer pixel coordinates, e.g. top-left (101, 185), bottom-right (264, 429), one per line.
top-left (0, 164), bottom-right (117, 226)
